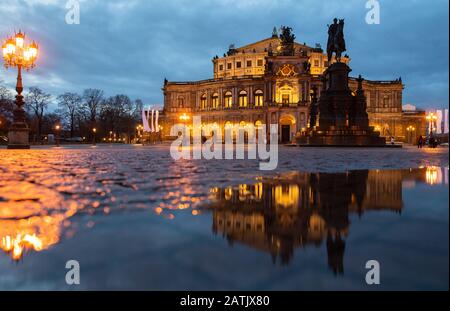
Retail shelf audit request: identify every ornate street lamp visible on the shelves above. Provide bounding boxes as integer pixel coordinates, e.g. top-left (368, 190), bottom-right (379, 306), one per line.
top-left (426, 112), bottom-right (437, 136)
top-left (2, 31), bottom-right (39, 149)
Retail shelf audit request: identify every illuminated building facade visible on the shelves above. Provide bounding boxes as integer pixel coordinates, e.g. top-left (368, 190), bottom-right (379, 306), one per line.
top-left (161, 27), bottom-right (425, 143)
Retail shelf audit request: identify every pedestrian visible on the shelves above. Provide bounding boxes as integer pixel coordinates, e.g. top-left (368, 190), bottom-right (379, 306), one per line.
top-left (418, 135), bottom-right (423, 148)
top-left (429, 135), bottom-right (435, 148)
top-left (390, 136), bottom-right (395, 145)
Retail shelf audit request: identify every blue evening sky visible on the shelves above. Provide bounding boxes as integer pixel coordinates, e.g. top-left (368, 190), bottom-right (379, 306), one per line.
top-left (0, 0), bottom-right (448, 110)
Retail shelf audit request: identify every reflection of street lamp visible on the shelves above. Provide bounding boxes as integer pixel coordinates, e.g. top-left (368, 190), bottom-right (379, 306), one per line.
top-left (92, 128), bottom-right (97, 146)
top-left (2, 31), bottom-right (38, 149)
top-left (55, 124), bottom-right (61, 147)
top-left (406, 125), bottom-right (415, 144)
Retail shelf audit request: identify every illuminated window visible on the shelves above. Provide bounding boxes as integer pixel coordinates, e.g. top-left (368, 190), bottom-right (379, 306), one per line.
top-left (236, 61), bottom-right (241, 68)
top-left (282, 94), bottom-right (290, 104)
top-left (254, 90), bottom-right (263, 107)
top-left (246, 60), bottom-right (252, 67)
top-left (212, 93), bottom-right (219, 109)
top-left (227, 63), bottom-right (232, 70)
top-left (225, 187), bottom-right (233, 200)
top-left (238, 90), bottom-right (248, 107)
top-left (254, 182), bottom-right (263, 200)
top-left (224, 91), bottom-right (233, 108)
top-left (257, 59), bottom-right (263, 66)
top-left (219, 64), bottom-right (223, 71)
top-left (200, 94), bottom-right (207, 109)
top-left (314, 59), bottom-right (319, 67)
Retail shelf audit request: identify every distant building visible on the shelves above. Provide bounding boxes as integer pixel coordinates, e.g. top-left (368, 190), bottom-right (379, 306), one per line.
top-left (160, 27), bottom-right (426, 143)
top-left (433, 108), bottom-right (449, 134)
top-left (401, 104), bottom-right (427, 144)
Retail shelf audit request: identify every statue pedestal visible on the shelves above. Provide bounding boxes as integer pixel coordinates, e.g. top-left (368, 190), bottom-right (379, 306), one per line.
top-left (298, 62), bottom-right (388, 147)
top-left (7, 122), bottom-right (30, 149)
top-left (298, 126), bottom-right (387, 146)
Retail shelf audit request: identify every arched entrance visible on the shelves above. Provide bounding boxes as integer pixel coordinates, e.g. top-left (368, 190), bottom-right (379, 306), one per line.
top-left (279, 114), bottom-right (296, 143)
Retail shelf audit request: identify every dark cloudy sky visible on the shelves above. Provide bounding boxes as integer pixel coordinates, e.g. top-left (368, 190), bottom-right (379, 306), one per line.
top-left (0, 0), bottom-right (448, 110)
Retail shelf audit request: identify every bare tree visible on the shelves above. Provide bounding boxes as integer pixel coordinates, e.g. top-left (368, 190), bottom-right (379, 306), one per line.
top-left (57, 92), bottom-right (82, 138)
top-left (26, 87), bottom-right (51, 143)
top-left (0, 82), bottom-right (14, 135)
top-left (41, 113), bottom-right (62, 137)
top-left (82, 88), bottom-right (104, 124)
top-left (0, 82), bottom-right (14, 121)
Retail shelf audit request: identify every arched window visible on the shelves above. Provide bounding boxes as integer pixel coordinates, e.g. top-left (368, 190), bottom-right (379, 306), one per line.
top-left (224, 91), bottom-right (233, 108)
top-left (254, 90), bottom-right (263, 107)
top-left (200, 94), bottom-right (207, 109)
top-left (238, 90), bottom-right (248, 107)
top-left (212, 93), bottom-right (219, 109)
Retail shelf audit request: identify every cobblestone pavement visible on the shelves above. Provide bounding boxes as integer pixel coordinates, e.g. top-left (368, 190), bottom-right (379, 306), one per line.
top-left (0, 144), bottom-right (447, 216)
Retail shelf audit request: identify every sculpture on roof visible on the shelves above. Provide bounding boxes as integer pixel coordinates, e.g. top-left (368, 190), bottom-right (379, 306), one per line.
top-left (272, 26), bottom-right (278, 38)
top-left (279, 26), bottom-right (296, 56)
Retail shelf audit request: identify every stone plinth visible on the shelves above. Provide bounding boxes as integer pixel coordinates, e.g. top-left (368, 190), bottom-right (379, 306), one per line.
top-left (7, 122), bottom-right (30, 149)
top-left (298, 62), bottom-right (388, 147)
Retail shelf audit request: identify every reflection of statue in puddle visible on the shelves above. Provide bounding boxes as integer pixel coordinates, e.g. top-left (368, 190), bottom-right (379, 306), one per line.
top-left (207, 169), bottom-right (432, 274)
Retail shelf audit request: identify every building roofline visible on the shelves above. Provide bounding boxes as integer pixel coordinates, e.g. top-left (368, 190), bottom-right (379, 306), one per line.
top-left (349, 76), bottom-right (403, 85)
top-left (165, 75), bottom-right (265, 86)
top-left (235, 37), bottom-right (312, 51)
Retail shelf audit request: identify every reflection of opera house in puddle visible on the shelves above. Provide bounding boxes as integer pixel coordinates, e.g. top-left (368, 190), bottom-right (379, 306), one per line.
top-left (208, 167), bottom-right (448, 274)
top-left (0, 167), bottom-right (447, 261)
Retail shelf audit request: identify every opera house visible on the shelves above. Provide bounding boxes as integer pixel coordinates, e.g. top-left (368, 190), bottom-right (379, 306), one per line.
top-left (160, 26), bottom-right (426, 143)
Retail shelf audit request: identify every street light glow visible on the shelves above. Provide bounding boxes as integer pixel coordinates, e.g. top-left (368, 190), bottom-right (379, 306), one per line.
top-left (2, 31), bottom-right (38, 70)
top-left (179, 113), bottom-right (190, 121)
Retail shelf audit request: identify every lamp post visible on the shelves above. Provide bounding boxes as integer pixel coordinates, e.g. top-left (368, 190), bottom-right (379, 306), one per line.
top-left (2, 31), bottom-right (38, 149)
top-left (426, 112), bottom-right (438, 136)
top-left (92, 127), bottom-right (97, 146)
top-left (136, 124), bottom-right (143, 143)
top-left (55, 124), bottom-right (61, 147)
